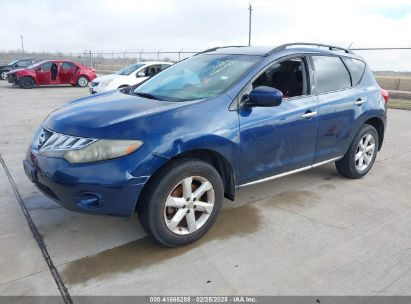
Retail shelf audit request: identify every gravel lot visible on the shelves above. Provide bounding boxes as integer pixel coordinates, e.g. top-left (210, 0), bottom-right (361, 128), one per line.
top-left (0, 81), bottom-right (410, 297)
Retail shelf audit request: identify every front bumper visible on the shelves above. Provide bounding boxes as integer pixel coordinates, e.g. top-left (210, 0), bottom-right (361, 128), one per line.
top-left (89, 84), bottom-right (108, 94)
top-left (23, 150), bottom-right (148, 217)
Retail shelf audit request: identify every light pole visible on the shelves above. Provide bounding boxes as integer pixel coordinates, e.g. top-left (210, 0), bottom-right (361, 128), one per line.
top-left (248, 4), bottom-right (253, 46)
top-left (20, 35), bottom-right (25, 54)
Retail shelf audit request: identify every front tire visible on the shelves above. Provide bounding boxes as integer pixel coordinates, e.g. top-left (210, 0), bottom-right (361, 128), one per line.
top-left (19, 77), bottom-right (35, 89)
top-left (0, 71), bottom-right (7, 80)
top-left (138, 158), bottom-right (224, 247)
top-left (335, 124), bottom-right (379, 179)
top-left (76, 76), bottom-right (89, 87)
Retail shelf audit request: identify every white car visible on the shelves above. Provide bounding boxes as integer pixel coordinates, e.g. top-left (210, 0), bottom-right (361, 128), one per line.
top-left (89, 61), bottom-right (172, 94)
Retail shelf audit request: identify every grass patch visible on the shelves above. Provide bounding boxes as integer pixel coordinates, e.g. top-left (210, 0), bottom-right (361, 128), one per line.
top-left (388, 99), bottom-right (411, 111)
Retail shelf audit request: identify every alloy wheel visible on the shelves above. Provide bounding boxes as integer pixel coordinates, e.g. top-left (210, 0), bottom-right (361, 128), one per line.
top-left (78, 77), bottom-right (88, 87)
top-left (163, 176), bottom-right (215, 235)
top-left (355, 133), bottom-right (375, 172)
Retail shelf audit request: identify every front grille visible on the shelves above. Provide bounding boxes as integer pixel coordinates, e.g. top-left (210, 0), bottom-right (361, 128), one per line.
top-left (91, 82), bottom-right (99, 87)
top-left (38, 129), bottom-right (97, 152)
top-left (8, 73), bottom-right (16, 83)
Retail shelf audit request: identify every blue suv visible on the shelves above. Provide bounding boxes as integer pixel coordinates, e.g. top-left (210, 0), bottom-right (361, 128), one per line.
top-left (23, 43), bottom-right (388, 247)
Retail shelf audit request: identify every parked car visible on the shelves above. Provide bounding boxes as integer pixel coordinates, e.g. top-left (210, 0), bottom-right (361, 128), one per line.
top-left (8, 60), bottom-right (96, 88)
top-left (24, 43), bottom-right (388, 247)
top-left (89, 61), bottom-right (172, 94)
top-left (0, 58), bottom-right (37, 80)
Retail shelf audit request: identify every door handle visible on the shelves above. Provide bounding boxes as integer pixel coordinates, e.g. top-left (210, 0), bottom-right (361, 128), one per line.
top-left (301, 111), bottom-right (317, 119)
top-left (354, 98), bottom-right (367, 106)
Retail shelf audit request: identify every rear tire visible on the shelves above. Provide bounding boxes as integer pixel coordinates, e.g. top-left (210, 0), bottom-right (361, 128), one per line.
top-left (137, 158), bottom-right (224, 247)
top-left (76, 76), bottom-right (89, 87)
top-left (19, 77), bottom-right (35, 89)
top-left (335, 124), bottom-right (379, 179)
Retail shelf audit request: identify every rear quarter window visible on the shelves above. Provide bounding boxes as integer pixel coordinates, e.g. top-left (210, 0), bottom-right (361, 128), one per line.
top-left (312, 56), bottom-right (351, 94)
top-left (342, 57), bottom-right (366, 86)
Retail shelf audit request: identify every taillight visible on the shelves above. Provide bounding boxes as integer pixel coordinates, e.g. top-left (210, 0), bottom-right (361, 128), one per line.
top-left (381, 89), bottom-right (389, 103)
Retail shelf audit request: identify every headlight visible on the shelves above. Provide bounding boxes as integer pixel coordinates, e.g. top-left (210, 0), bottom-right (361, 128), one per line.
top-left (64, 139), bottom-right (143, 163)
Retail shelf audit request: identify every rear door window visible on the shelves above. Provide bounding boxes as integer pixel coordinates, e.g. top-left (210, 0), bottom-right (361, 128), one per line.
top-left (61, 62), bottom-right (76, 70)
top-left (311, 56), bottom-right (351, 94)
top-left (342, 58), bottom-right (366, 86)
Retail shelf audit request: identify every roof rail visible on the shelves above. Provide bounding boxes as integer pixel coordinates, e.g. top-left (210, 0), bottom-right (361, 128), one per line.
top-left (268, 42), bottom-right (352, 55)
top-left (194, 45), bottom-right (246, 55)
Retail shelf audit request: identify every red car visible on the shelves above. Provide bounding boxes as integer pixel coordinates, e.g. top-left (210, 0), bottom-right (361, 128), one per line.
top-left (7, 60), bottom-right (96, 89)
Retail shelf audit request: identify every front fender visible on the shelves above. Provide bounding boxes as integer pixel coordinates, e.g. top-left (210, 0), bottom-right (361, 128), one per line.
top-left (130, 133), bottom-right (239, 180)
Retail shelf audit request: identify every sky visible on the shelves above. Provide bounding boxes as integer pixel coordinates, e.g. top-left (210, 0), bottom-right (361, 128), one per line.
top-left (2, 0), bottom-right (411, 70)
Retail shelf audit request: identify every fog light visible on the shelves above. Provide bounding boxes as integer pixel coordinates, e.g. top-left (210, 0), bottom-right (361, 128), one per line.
top-left (75, 193), bottom-right (102, 209)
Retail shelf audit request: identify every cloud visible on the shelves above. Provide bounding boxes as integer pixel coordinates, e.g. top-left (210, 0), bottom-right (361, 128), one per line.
top-left (1, 0), bottom-right (411, 70)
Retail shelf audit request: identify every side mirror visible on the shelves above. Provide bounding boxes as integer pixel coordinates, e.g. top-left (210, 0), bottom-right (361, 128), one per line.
top-left (35, 67), bottom-right (41, 72)
top-left (244, 86), bottom-right (283, 108)
top-left (137, 71), bottom-right (146, 78)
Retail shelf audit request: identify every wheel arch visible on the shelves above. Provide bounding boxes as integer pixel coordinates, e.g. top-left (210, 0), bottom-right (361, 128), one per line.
top-left (135, 148), bottom-right (236, 212)
top-left (364, 116), bottom-right (385, 150)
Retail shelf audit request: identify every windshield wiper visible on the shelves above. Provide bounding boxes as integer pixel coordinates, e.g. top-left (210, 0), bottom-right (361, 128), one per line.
top-left (134, 92), bottom-right (160, 100)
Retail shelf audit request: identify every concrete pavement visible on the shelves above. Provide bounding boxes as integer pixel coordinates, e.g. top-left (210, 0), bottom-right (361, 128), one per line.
top-left (0, 81), bottom-right (410, 298)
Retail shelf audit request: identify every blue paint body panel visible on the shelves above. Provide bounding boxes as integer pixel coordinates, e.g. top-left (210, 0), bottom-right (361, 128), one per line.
top-left (23, 46), bottom-right (387, 217)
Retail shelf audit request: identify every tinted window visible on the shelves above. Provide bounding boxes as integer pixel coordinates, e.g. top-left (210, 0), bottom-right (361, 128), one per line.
top-left (145, 65), bottom-right (163, 77)
top-left (252, 57), bottom-right (306, 98)
top-left (343, 58), bottom-right (366, 86)
top-left (40, 62), bottom-right (53, 71)
top-left (61, 62), bottom-right (76, 70)
top-left (312, 56), bottom-right (351, 93)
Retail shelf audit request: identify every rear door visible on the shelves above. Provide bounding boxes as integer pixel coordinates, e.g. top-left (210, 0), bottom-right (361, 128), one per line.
top-left (59, 62), bottom-right (78, 84)
top-left (310, 55), bottom-right (367, 162)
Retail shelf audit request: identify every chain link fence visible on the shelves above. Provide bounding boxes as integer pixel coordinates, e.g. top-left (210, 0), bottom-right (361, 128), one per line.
top-left (0, 50), bottom-right (198, 75)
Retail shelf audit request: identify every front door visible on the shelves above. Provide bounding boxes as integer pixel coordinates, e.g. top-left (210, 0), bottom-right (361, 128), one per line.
top-left (238, 56), bottom-right (319, 185)
top-left (36, 62), bottom-right (53, 85)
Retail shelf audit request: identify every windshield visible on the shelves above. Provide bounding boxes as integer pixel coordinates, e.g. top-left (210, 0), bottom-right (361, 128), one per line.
top-left (117, 63), bottom-right (145, 76)
top-left (8, 60), bottom-right (19, 66)
top-left (132, 54), bottom-right (260, 101)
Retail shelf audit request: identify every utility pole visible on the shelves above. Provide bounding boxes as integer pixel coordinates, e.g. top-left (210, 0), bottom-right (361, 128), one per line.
top-left (20, 35), bottom-right (25, 54)
top-left (248, 3), bottom-right (252, 46)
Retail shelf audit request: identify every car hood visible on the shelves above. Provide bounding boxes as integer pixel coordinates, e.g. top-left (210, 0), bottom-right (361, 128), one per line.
top-left (43, 90), bottom-right (195, 139)
top-left (93, 74), bottom-right (124, 83)
top-left (9, 68), bottom-right (29, 74)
